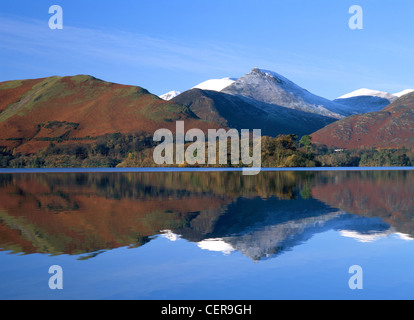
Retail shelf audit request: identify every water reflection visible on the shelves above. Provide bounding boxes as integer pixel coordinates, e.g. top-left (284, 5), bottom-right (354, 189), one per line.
top-left (0, 171), bottom-right (412, 260)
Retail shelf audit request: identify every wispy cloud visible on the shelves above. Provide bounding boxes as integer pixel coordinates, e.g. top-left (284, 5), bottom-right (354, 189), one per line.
top-left (0, 15), bottom-right (252, 75)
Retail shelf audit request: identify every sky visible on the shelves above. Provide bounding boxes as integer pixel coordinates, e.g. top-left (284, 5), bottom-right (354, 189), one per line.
top-left (0, 0), bottom-right (414, 99)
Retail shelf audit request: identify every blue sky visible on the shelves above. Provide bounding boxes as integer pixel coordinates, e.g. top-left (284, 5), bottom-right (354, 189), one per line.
top-left (0, 0), bottom-right (414, 99)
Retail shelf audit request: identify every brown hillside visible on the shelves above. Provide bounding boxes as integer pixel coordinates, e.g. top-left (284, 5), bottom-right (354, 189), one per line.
top-left (311, 92), bottom-right (414, 149)
top-left (0, 75), bottom-right (220, 154)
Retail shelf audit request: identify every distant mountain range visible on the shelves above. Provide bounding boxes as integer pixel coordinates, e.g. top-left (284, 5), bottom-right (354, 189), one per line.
top-left (163, 68), bottom-right (414, 149)
top-left (162, 68), bottom-right (413, 117)
top-left (0, 68), bottom-right (413, 154)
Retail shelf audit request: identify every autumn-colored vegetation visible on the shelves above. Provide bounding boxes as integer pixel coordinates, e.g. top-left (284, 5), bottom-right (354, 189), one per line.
top-left (1, 132), bottom-right (413, 168)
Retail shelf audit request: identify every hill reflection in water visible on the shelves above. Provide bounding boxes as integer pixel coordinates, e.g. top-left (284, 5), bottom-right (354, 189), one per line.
top-left (0, 170), bottom-right (412, 260)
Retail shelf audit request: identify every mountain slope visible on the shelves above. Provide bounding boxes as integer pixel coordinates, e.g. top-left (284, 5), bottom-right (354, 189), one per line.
top-left (311, 92), bottom-right (414, 149)
top-left (0, 75), bottom-right (219, 154)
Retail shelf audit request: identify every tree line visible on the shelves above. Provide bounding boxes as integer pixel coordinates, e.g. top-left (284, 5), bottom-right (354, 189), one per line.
top-left (0, 132), bottom-right (413, 168)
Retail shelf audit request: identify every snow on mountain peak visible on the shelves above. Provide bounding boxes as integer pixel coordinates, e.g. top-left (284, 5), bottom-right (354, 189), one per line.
top-left (336, 88), bottom-right (414, 100)
top-left (333, 88), bottom-right (400, 115)
top-left (160, 90), bottom-right (181, 100)
top-left (337, 88), bottom-right (396, 101)
top-left (252, 68), bottom-right (294, 85)
top-left (394, 89), bottom-right (414, 98)
top-left (192, 77), bottom-right (237, 92)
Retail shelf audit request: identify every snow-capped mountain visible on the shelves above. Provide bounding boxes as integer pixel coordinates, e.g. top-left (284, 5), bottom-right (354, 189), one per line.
top-left (334, 88), bottom-right (400, 115)
top-left (160, 71), bottom-right (413, 119)
top-left (337, 88), bottom-right (397, 101)
top-left (215, 211), bottom-right (392, 260)
top-left (192, 77), bottom-right (237, 92)
top-left (160, 90), bottom-right (181, 101)
top-left (163, 68), bottom-right (414, 137)
top-left (222, 68), bottom-right (345, 119)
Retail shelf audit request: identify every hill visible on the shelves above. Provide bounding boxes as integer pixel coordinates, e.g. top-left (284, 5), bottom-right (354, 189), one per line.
top-left (311, 92), bottom-right (414, 149)
top-left (0, 75), bottom-right (218, 154)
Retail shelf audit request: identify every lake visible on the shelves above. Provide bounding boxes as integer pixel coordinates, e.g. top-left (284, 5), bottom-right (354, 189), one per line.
top-left (0, 169), bottom-right (414, 300)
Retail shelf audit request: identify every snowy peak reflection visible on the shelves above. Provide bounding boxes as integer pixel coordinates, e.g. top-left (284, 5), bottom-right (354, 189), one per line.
top-left (171, 196), bottom-right (392, 260)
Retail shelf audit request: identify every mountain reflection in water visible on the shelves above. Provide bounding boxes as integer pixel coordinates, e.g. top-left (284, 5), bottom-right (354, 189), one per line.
top-left (0, 170), bottom-right (412, 260)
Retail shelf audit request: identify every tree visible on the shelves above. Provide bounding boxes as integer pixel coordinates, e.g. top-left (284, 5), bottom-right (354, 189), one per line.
top-left (299, 135), bottom-right (312, 152)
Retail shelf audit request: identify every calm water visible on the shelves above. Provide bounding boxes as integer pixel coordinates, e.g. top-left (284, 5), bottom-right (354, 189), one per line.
top-left (0, 169), bottom-right (414, 300)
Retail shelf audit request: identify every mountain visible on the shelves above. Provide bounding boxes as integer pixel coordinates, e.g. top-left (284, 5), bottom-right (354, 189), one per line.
top-left (311, 92), bottom-right (414, 149)
top-left (172, 88), bottom-right (337, 137)
top-left (334, 88), bottom-right (399, 115)
top-left (192, 77), bottom-right (237, 91)
top-left (333, 88), bottom-right (414, 116)
top-left (160, 90), bottom-right (181, 100)
top-left (172, 68), bottom-right (346, 137)
top-left (222, 68), bottom-right (345, 119)
top-left (0, 75), bottom-right (219, 154)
